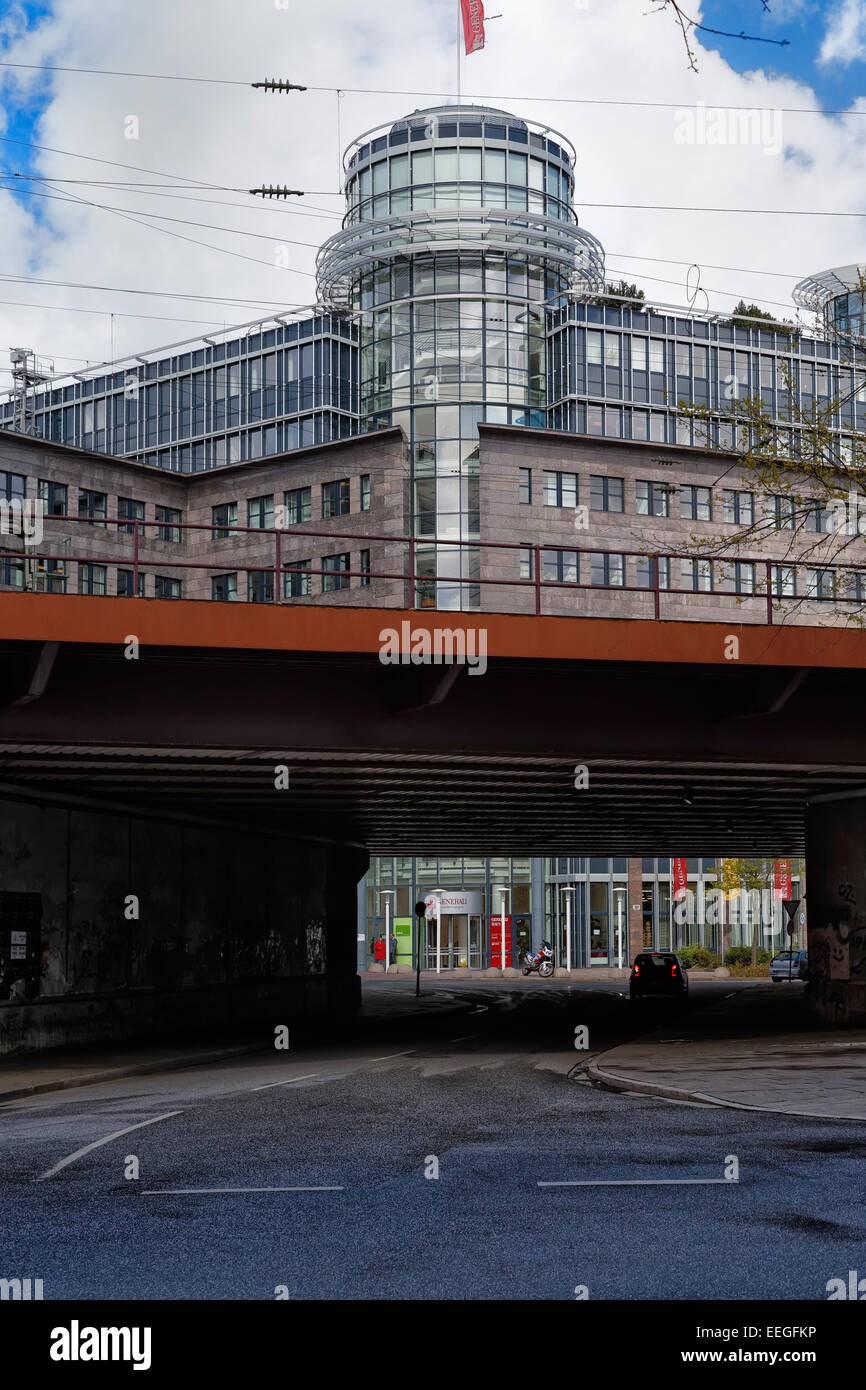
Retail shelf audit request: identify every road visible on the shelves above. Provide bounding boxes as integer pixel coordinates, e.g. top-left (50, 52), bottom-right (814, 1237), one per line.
top-left (2, 980), bottom-right (865, 1300)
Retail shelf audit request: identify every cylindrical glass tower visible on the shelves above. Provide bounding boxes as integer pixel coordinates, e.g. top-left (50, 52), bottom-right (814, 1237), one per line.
top-left (317, 104), bottom-right (605, 610)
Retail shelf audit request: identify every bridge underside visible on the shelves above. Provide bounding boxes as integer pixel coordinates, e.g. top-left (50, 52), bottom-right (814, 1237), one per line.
top-left (2, 634), bottom-right (866, 855)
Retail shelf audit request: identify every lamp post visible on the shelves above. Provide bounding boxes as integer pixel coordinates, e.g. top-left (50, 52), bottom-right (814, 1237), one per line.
top-left (496, 885), bottom-right (511, 972)
top-left (560, 886), bottom-right (574, 972)
top-left (613, 886), bottom-right (626, 971)
top-left (379, 890), bottom-right (395, 974)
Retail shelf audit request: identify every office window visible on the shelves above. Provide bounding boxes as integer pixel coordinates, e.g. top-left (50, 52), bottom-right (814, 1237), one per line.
top-left (805, 500), bottom-right (834, 533)
top-left (847, 571), bottom-right (866, 602)
top-left (212, 501), bottom-right (238, 538)
top-left (636, 555), bottom-right (670, 589)
top-left (719, 561), bottom-right (755, 595)
top-left (322, 478), bottom-right (350, 518)
top-left (78, 489), bottom-right (107, 527)
top-left (80, 562), bottom-right (107, 594)
top-left (590, 476), bottom-right (624, 513)
top-left (247, 494), bottom-right (274, 530)
top-left (519, 467), bottom-right (532, 504)
top-left (322, 552), bottom-right (350, 591)
top-left (37, 479), bottom-right (67, 516)
top-left (359, 549), bottom-right (371, 586)
top-left (541, 548), bottom-right (579, 583)
top-left (155, 575), bottom-right (182, 599)
top-left (590, 552), bottom-right (625, 586)
top-left (635, 480), bottom-right (669, 517)
top-left (543, 470), bottom-right (578, 508)
top-left (284, 559), bottom-right (312, 598)
top-left (117, 569), bottom-right (145, 598)
top-left (0, 471), bottom-right (25, 502)
top-left (680, 485), bottom-right (712, 522)
top-left (771, 564), bottom-right (796, 597)
top-left (772, 495), bottom-right (795, 529)
top-left (117, 496), bottom-right (144, 535)
top-left (247, 570), bottom-right (274, 603)
top-left (211, 572), bottom-right (238, 602)
top-left (283, 486), bottom-right (311, 525)
top-left (360, 474), bottom-right (371, 512)
top-left (805, 567), bottom-right (835, 599)
top-left (35, 557), bottom-right (67, 593)
top-left (2, 558), bottom-right (25, 588)
top-left (721, 489), bottom-right (754, 525)
top-left (155, 505), bottom-right (181, 543)
top-left (519, 546), bottom-right (533, 580)
top-left (679, 558), bottom-right (713, 591)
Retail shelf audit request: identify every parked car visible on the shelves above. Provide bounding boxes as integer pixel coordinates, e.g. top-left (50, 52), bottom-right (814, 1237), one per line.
top-left (769, 949), bottom-right (808, 982)
top-left (629, 951), bottom-right (689, 1000)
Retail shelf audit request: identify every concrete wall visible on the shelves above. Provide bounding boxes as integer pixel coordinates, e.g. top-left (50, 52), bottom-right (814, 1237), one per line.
top-left (805, 800), bottom-right (866, 1026)
top-left (0, 797), bottom-right (367, 1053)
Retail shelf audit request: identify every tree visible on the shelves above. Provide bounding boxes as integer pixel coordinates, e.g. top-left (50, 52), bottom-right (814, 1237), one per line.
top-left (726, 299), bottom-right (794, 333)
top-left (673, 272), bottom-right (866, 630)
top-left (592, 279), bottom-right (655, 313)
top-left (651, 1), bottom-right (790, 73)
top-left (720, 858), bottom-right (774, 966)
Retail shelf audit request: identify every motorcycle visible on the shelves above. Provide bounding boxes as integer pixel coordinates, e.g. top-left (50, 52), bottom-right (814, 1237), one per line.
top-left (522, 940), bottom-right (554, 977)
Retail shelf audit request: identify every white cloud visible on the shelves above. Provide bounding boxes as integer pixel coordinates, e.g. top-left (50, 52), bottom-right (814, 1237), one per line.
top-left (819, 0), bottom-right (866, 65)
top-left (0, 0), bottom-right (865, 389)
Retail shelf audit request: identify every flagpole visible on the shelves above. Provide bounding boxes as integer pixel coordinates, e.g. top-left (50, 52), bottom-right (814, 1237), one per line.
top-left (457, 1), bottom-right (461, 107)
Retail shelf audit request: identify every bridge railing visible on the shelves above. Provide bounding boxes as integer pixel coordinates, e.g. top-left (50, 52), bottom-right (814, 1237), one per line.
top-left (2, 513), bottom-right (865, 626)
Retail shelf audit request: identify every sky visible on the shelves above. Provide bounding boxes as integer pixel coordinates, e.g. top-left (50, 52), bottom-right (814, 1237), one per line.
top-left (1, 0), bottom-right (866, 389)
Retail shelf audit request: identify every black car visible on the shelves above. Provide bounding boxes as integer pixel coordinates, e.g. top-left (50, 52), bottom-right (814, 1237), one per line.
top-left (630, 951), bottom-right (689, 1000)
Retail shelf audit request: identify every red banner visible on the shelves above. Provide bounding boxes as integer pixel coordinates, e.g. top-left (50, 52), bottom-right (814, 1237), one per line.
top-left (490, 914), bottom-right (512, 967)
top-left (672, 858), bottom-right (688, 901)
top-left (461, 0), bottom-right (486, 54)
top-left (774, 858), bottom-right (792, 900)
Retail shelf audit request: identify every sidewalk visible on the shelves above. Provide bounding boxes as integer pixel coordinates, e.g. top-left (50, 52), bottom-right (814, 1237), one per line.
top-left (587, 983), bottom-right (866, 1121)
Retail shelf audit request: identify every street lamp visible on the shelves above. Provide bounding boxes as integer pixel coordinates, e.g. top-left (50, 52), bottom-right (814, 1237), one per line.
top-left (613, 885), bottom-right (627, 971)
top-left (496, 885), bottom-right (511, 971)
top-left (379, 890), bottom-right (395, 973)
top-left (560, 886), bottom-right (575, 972)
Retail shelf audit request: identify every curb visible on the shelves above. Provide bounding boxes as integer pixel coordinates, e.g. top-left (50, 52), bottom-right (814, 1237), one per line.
top-left (0, 1042), bottom-right (268, 1104)
top-left (584, 1059), bottom-right (866, 1122)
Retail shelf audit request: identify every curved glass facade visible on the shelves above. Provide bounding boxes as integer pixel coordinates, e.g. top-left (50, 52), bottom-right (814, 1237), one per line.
top-left (318, 104), bottom-right (604, 609)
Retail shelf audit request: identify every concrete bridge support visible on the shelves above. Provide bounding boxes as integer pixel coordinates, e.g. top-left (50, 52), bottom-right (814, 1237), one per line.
top-left (0, 796), bottom-right (367, 1054)
top-left (805, 799), bottom-right (866, 1027)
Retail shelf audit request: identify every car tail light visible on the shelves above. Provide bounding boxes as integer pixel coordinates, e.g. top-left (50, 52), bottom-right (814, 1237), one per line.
top-left (634, 964), bottom-right (640, 976)
top-left (671, 965), bottom-right (678, 975)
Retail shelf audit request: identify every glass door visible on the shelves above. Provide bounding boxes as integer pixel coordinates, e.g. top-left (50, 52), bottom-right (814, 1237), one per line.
top-left (589, 882), bottom-right (609, 964)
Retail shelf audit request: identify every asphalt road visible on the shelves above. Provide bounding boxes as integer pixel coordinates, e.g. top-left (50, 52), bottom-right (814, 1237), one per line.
top-left (2, 980), bottom-right (865, 1301)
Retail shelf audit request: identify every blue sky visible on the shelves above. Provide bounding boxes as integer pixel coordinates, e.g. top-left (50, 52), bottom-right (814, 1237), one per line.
top-left (0, 0), bottom-right (55, 206)
top-left (697, 1), bottom-right (866, 108)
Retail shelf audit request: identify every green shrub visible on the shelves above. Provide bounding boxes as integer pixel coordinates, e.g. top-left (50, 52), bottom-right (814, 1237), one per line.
top-left (678, 946), bottom-right (721, 969)
top-left (723, 945), bottom-right (771, 967)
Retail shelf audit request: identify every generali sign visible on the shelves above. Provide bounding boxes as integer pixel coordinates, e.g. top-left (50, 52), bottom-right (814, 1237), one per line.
top-left (424, 890), bottom-right (482, 916)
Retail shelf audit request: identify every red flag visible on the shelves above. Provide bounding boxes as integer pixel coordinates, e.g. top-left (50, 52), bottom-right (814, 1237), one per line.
top-left (461, 0), bottom-right (486, 54)
top-left (774, 859), bottom-right (792, 900)
top-left (672, 858), bottom-right (688, 901)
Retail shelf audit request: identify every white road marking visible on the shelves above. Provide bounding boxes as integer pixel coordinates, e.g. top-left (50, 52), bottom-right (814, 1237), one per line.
top-left (141, 1186), bottom-right (343, 1195)
top-left (448, 1034), bottom-right (479, 1043)
top-left (471, 1005), bottom-right (489, 1013)
top-left (366, 1050), bottom-right (417, 1062)
top-left (35, 1110), bottom-right (184, 1181)
top-left (252, 1073), bottom-right (319, 1092)
top-left (538, 1178), bottom-right (739, 1187)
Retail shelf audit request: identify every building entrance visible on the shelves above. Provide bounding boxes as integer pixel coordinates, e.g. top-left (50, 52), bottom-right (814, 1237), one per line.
top-left (424, 914), bottom-right (483, 968)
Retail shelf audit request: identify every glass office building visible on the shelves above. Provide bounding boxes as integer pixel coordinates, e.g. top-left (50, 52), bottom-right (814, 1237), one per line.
top-left (0, 314), bottom-right (357, 473)
top-left (360, 855), bottom-right (803, 971)
top-left (316, 104), bottom-right (604, 609)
